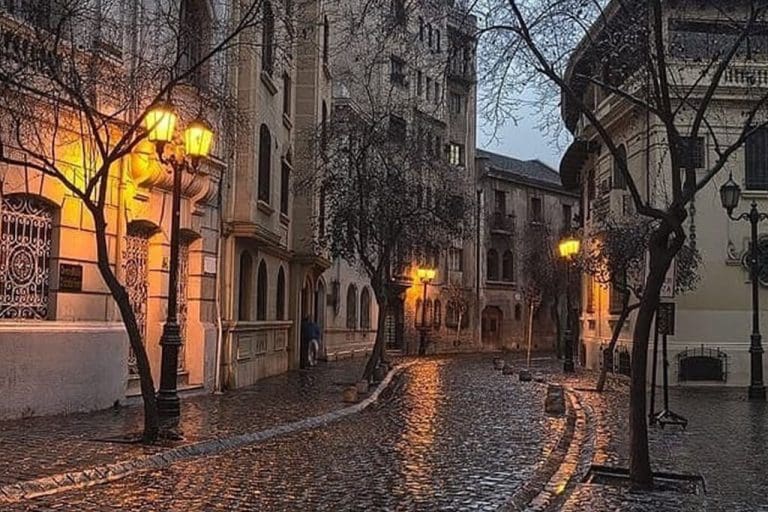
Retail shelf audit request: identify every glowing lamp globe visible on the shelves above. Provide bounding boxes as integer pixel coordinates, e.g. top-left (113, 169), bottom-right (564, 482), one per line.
top-left (145, 102), bottom-right (177, 144)
top-left (558, 237), bottom-right (580, 259)
top-left (184, 118), bottom-right (214, 161)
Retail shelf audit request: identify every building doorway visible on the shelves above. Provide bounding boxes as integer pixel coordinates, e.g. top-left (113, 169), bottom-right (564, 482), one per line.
top-left (482, 306), bottom-right (503, 345)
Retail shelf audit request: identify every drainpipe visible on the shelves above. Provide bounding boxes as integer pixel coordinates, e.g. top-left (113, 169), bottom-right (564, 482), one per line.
top-left (475, 187), bottom-right (482, 346)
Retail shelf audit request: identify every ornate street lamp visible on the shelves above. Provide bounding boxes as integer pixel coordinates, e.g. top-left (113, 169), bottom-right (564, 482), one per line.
top-left (558, 235), bottom-right (580, 373)
top-left (720, 174), bottom-right (767, 401)
top-left (145, 102), bottom-right (215, 431)
top-left (417, 267), bottom-right (436, 355)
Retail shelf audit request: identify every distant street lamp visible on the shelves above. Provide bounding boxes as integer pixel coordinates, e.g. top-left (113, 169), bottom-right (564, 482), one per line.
top-left (720, 174), bottom-right (767, 401)
top-left (558, 235), bottom-right (580, 373)
top-left (417, 267), bottom-right (437, 355)
top-left (145, 101), bottom-right (215, 430)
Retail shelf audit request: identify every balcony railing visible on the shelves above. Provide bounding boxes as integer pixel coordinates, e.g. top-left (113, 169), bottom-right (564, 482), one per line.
top-left (489, 211), bottom-right (515, 234)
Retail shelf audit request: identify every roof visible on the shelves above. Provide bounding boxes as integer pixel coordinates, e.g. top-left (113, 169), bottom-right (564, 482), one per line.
top-left (477, 148), bottom-right (574, 194)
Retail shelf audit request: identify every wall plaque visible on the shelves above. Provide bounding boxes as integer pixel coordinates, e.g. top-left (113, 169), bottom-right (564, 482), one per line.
top-left (59, 263), bottom-right (83, 292)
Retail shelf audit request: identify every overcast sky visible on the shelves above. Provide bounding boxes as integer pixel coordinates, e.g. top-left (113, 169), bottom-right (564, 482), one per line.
top-left (476, 111), bottom-right (568, 171)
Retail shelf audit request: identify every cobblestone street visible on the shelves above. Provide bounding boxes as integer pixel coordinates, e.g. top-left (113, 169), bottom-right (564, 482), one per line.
top-left (6, 355), bottom-right (564, 511)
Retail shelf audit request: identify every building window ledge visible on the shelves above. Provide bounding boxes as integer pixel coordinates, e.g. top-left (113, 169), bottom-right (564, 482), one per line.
top-left (261, 71), bottom-right (278, 95)
top-left (279, 212), bottom-right (290, 225)
top-left (282, 113), bottom-right (293, 130)
top-left (257, 200), bottom-right (274, 216)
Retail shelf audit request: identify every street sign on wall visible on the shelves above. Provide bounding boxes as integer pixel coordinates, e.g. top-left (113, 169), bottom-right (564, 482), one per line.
top-left (657, 302), bottom-right (676, 336)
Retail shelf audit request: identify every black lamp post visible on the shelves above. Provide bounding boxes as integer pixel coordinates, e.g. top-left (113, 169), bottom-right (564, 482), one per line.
top-left (417, 267), bottom-right (436, 355)
top-left (558, 236), bottom-right (580, 373)
top-left (145, 102), bottom-right (215, 429)
top-left (720, 174), bottom-right (767, 401)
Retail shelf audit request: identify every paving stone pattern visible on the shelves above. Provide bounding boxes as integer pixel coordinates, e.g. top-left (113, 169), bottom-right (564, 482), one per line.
top-left (0, 358), bottom-right (367, 486)
top-left (9, 356), bottom-right (564, 511)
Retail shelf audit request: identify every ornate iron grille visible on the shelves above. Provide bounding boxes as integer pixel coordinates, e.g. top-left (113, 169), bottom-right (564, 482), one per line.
top-left (124, 232), bottom-right (149, 374)
top-left (677, 345), bottom-right (728, 382)
top-left (177, 242), bottom-right (189, 371)
top-left (0, 195), bottom-right (53, 319)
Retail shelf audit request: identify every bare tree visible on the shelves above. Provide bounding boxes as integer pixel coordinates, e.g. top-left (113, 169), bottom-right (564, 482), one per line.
top-left (0, 0), bottom-right (285, 441)
top-left (580, 217), bottom-right (701, 392)
top-left (442, 281), bottom-right (474, 346)
top-left (478, 0), bottom-right (768, 486)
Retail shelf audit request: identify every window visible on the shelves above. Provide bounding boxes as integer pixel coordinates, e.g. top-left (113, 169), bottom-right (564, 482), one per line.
top-left (487, 249), bottom-right (499, 281)
top-left (282, 73), bottom-right (292, 116)
top-left (609, 278), bottom-right (626, 315)
top-left (276, 267), bottom-right (286, 320)
top-left (449, 247), bottom-right (463, 271)
top-left (530, 197), bottom-right (542, 222)
top-left (238, 252), bottom-right (253, 321)
top-left (390, 56), bottom-right (407, 86)
top-left (280, 160), bottom-right (290, 215)
top-left (434, 299), bottom-right (441, 329)
top-left (426, 78), bottom-right (432, 100)
top-left (494, 190), bottom-right (506, 214)
top-left (434, 135), bottom-right (441, 158)
top-left (262, 0), bottom-right (275, 75)
top-left (586, 276), bottom-right (595, 313)
top-left (424, 299), bottom-right (433, 327)
top-left (514, 304), bottom-right (522, 321)
top-left (258, 124), bottom-right (271, 203)
top-left (415, 298), bottom-right (423, 327)
top-left (321, 102), bottom-right (328, 155)
top-left (502, 250), bottom-right (514, 282)
top-left (435, 29), bottom-right (441, 52)
top-left (177, 0), bottom-right (212, 89)
top-left (427, 24), bottom-right (433, 47)
top-left (323, 15), bottom-right (329, 64)
top-left (434, 82), bottom-right (440, 104)
top-left (346, 284), bottom-right (357, 329)
top-left (419, 17), bottom-right (424, 41)
top-left (562, 204), bottom-right (572, 232)
top-left (389, 115), bottom-right (407, 143)
top-left (0, 195), bottom-right (54, 319)
top-left (746, 127), bottom-right (768, 190)
top-left (417, 70), bottom-right (423, 96)
top-left (446, 301), bottom-right (469, 328)
top-left (256, 260), bottom-right (268, 321)
top-left (679, 136), bottom-right (705, 170)
top-left (360, 287), bottom-right (371, 329)
top-left (392, 0), bottom-right (406, 25)
top-left (450, 93), bottom-right (463, 114)
top-left (319, 185), bottom-right (326, 238)
top-left (613, 144), bottom-right (627, 190)
top-left (449, 142), bottom-right (464, 166)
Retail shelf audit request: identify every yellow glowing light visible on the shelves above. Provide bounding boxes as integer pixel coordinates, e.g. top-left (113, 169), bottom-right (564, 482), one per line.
top-left (145, 102), bottom-right (177, 144)
top-left (417, 267), bottom-right (437, 282)
top-left (558, 237), bottom-right (580, 259)
top-left (184, 118), bottom-right (214, 159)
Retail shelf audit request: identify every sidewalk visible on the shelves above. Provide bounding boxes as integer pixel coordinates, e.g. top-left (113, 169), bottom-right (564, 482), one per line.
top-left (553, 370), bottom-right (768, 511)
top-left (0, 358), bottom-right (367, 488)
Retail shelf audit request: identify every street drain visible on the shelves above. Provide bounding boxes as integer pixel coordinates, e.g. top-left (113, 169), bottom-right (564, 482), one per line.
top-left (584, 465), bottom-right (706, 495)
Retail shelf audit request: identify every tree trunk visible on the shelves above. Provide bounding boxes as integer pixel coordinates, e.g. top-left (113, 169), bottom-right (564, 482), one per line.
top-left (93, 214), bottom-right (159, 442)
top-left (629, 240), bottom-right (674, 489)
top-left (596, 296), bottom-right (638, 392)
top-left (456, 312), bottom-right (462, 346)
top-left (362, 294), bottom-right (388, 382)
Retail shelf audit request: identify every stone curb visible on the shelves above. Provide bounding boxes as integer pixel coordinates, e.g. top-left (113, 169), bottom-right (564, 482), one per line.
top-left (0, 361), bottom-right (416, 505)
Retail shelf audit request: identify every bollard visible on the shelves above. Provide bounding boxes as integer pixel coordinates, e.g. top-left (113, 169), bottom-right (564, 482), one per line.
top-left (544, 384), bottom-right (566, 415)
top-left (493, 358), bottom-right (506, 370)
top-left (519, 369), bottom-right (532, 382)
top-left (342, 386), bottom-right (358, 403)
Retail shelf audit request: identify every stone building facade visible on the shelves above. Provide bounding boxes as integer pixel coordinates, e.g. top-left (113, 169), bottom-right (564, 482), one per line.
top-left (560, 0), bottom-right (768, 387)
top-left (476, 149), bottom-right (579, 353)
top-left (0, 0), bottom-right (225, 418)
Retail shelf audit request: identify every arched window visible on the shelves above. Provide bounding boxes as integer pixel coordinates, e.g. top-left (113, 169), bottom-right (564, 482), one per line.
top-left (419, 17), bottom-right (424, 41)
top-left (276, 266), bottom-right (286, 320)
top-left (415, 298), bottom-right (422, 328)
top-left (613, 144), bottom-right (627, 190)
top-left (515, 304), bottom-right (522, 321)
top-left (262, 0), bottom-right (275, 75)
top-left (434, 299), bottom-right (441, 329)
top-left (258, 124), bottom-right (271, 203)
top-left (435, 29), bottom-right (441, 52)
top-left (177, 0), bottom-right (211, 88)
top-left (256, 260), bottom-right (268, 321)
top-left (502, 250), bottom-right (514, 282)
top-left (427, 24), bottom-right (433, 47)
top-left (360, 287), bottom-right (371, 329)
top-left (0, 195), bottom-right (54, 320)
top-left (487, 249), bottom-right (499, 281)
top-left (238, 251), bottom-right (254, 321)
top-left (346, 284), bottom-right (358, 329)
top-left (424, 298), bottom-right (433, 327)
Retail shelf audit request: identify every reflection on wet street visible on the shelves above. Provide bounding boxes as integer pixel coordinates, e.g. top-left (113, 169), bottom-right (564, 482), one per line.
top-left (14, 355), bottom-right (563, 511)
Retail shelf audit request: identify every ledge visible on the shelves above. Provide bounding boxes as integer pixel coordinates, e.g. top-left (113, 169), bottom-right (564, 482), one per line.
top-left (279, 212), bottom-right (290, 225)
top-left (260, 71), bottom-right (278, 95)
top-left (257, 200), bottom-right (275, 216)
top-left (282, 113), bottom-right (293, 130)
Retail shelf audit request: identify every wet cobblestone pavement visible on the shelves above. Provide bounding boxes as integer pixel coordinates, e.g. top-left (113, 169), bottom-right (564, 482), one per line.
top-left (555, 371), bottom-right (768, 512)
top-left (0, 357), bottom-right (367, 486)
top-left (9, 355), bottom-right (564, 511)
